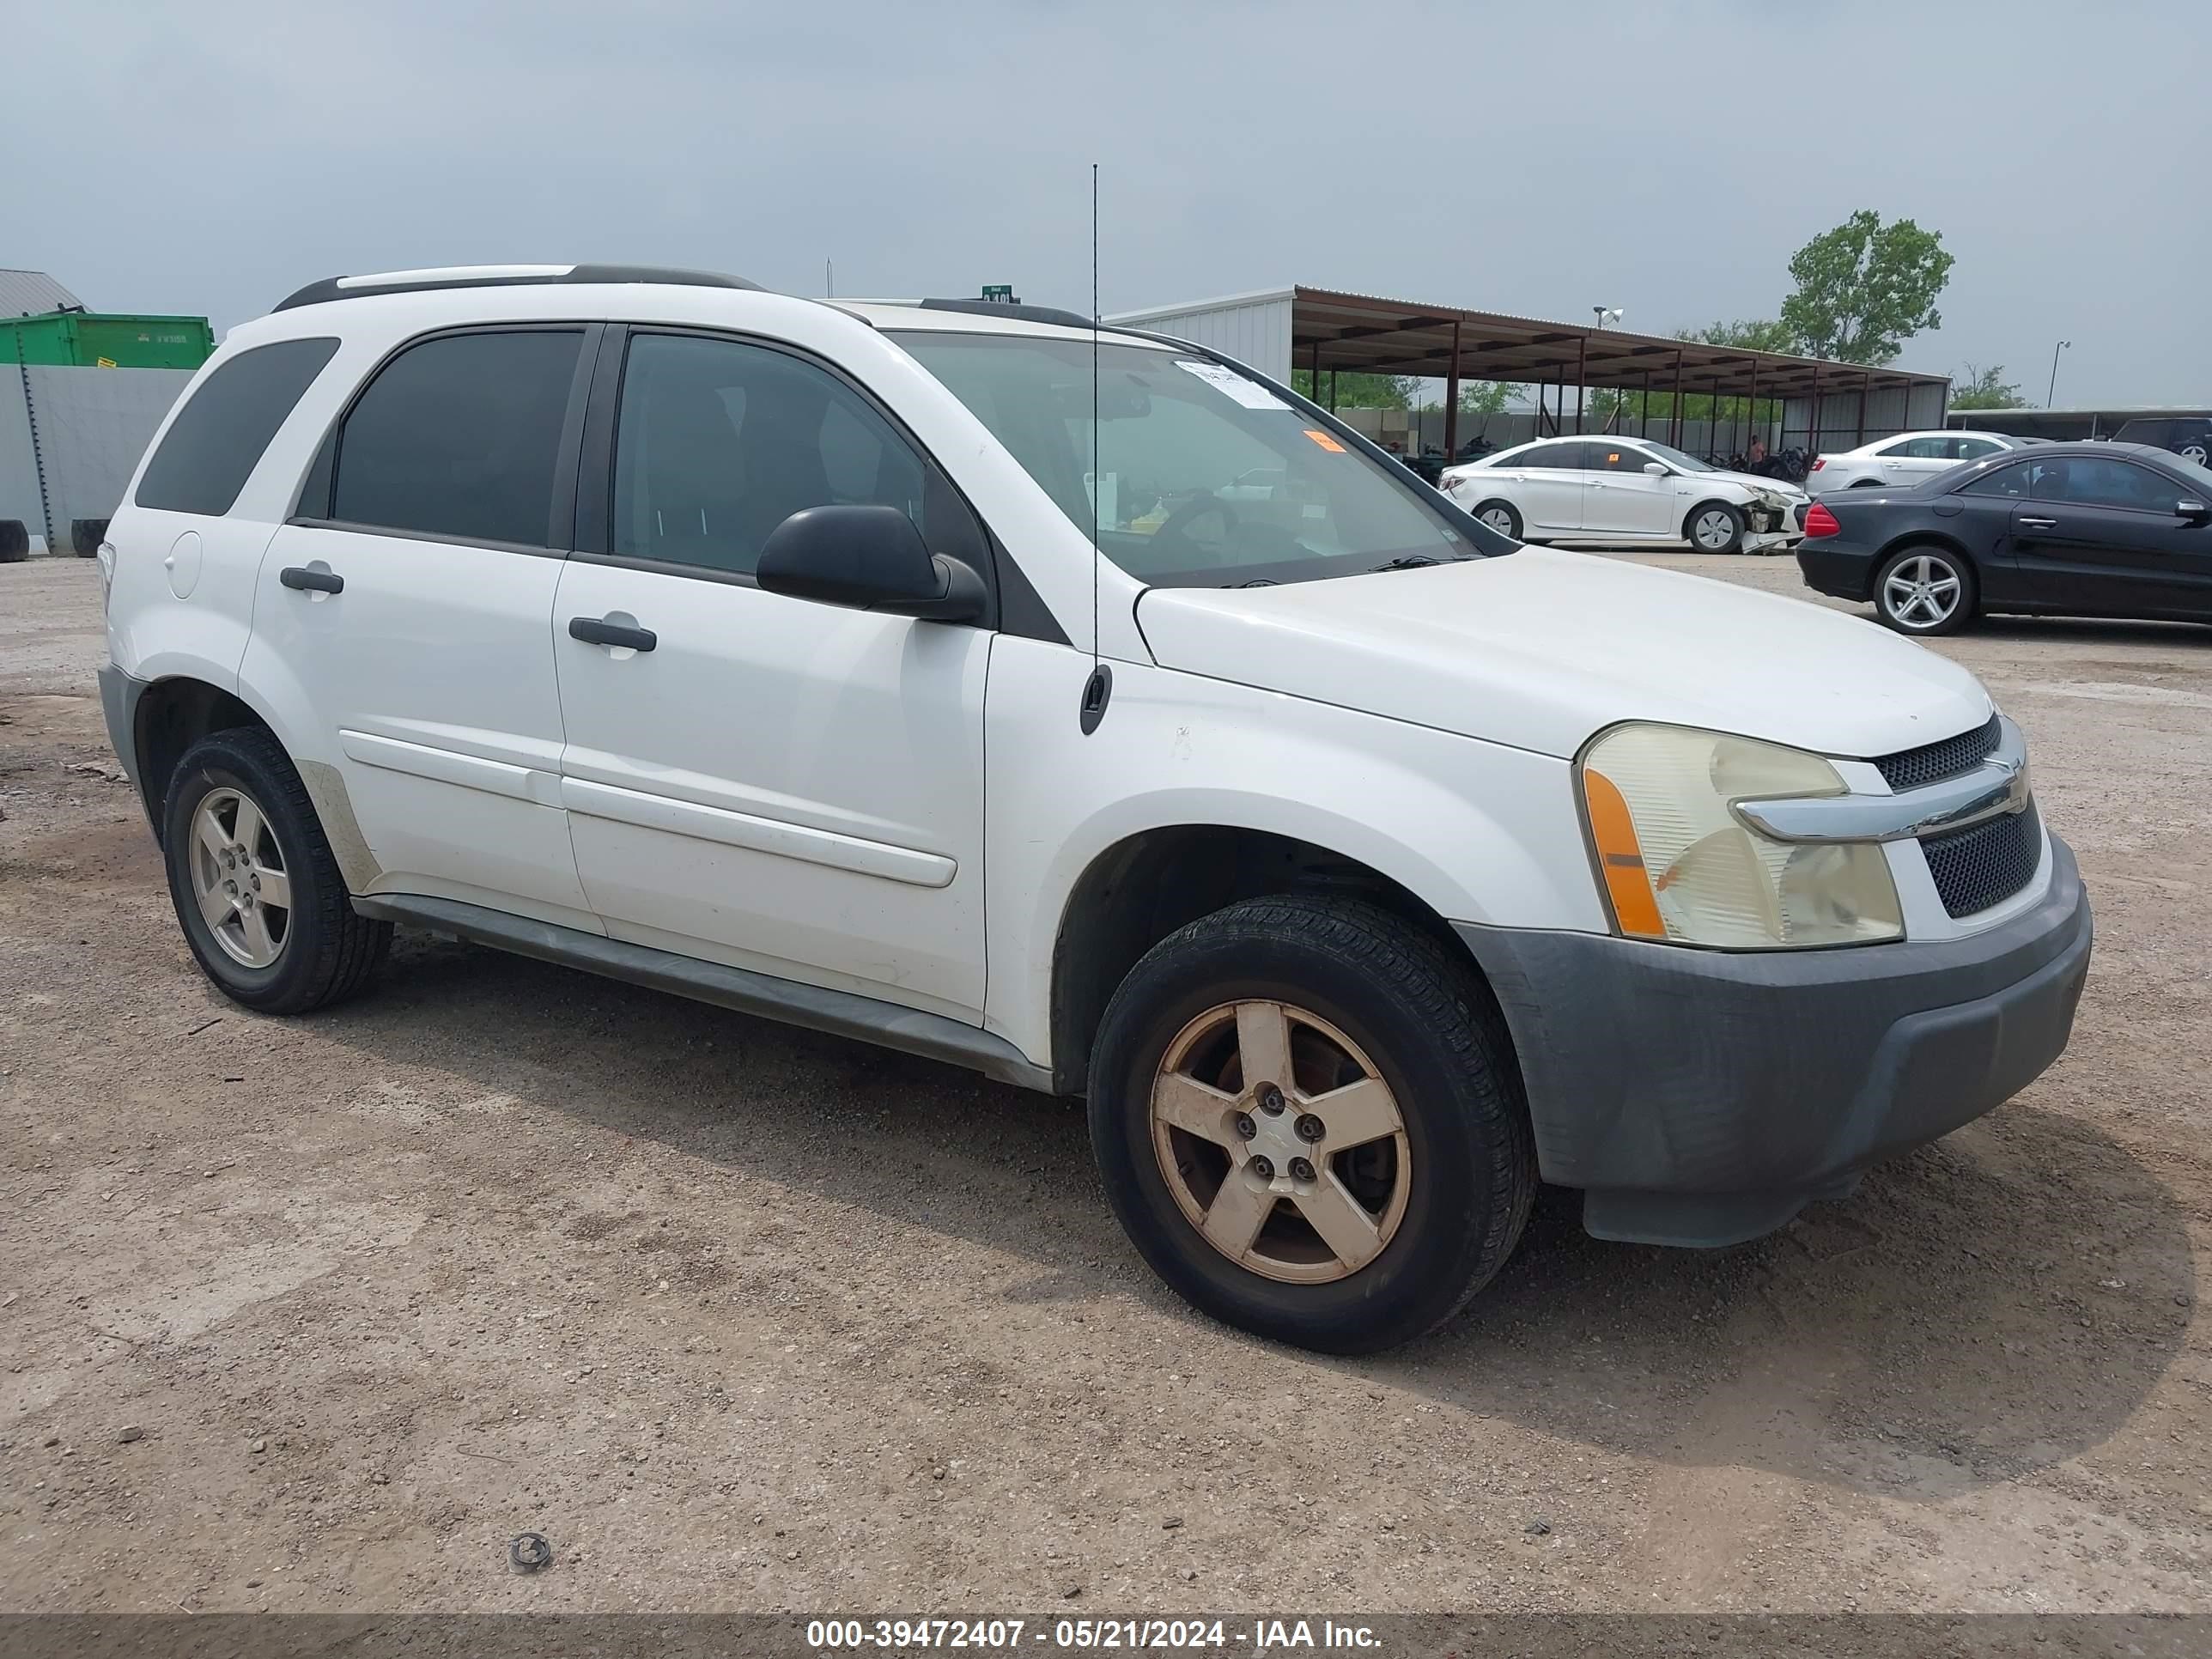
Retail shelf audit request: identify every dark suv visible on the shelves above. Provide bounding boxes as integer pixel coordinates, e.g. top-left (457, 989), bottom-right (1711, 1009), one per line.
top-left (2112, 416), bottom-right (2212, 468)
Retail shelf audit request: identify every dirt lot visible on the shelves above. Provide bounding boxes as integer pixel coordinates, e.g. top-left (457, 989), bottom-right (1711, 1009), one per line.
top-left (3, 553), bottom-right (2208, 1617)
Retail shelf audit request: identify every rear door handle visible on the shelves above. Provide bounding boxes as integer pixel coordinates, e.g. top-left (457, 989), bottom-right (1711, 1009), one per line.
top-left (2017, 516), bottom-right (2058, 529)
top-left (568, 616), bottom-right (658, 653)
top-left (279, 566), bottom-right (343, 594)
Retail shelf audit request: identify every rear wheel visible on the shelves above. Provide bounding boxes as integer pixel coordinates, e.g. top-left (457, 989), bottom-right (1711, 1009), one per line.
top-left (1474, 501), bottom-right (1522, 540)
top-left (1873, 544), bottom-right (1978, 636)
top-left (1090, 896), bottom-right (1535, 1354)
top-left (162, 726), bottom-right (390, 1013)
top-left (1685, 501), bottom-right (1746, 553)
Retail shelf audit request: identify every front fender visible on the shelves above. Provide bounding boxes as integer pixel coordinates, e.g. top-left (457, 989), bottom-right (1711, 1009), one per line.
top-left (981, 641), bottom-right (1607, 1068)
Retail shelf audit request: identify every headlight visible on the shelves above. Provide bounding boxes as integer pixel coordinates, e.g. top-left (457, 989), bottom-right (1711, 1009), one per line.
top-left (1577, 723), bottom-right (1903, 949)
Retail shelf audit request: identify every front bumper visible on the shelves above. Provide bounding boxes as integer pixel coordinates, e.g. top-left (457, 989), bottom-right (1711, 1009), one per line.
top-left (1454, 835), bottom-right (2093, 1247)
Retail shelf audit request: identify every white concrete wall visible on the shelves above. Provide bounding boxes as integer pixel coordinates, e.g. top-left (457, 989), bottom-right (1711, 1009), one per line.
top-left (0, 366), bottom-right (194, 553)
top-left (1105, 289), bottom-right (1294, 381)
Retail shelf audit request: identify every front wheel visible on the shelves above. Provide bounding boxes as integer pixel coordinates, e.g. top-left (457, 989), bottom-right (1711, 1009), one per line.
top-left (1089, 896), bottom-right (1535, 1354)
top-left (1685, 501), bottom-right (1747, 553)
top-left (162, 726), bottom-right (391, 1013)
top-left (1872, 544), bottom-right (1978, 636)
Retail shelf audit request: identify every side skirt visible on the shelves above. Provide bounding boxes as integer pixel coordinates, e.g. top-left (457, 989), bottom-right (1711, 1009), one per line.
top-left (351, 893), bottom-right (1057, 1094)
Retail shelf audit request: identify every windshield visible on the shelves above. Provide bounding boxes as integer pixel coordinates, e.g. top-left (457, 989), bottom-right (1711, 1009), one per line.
top-left (1637, 440), bottom-right (1716, 473)
top-left (890, 331), bottom-right (1502, 585)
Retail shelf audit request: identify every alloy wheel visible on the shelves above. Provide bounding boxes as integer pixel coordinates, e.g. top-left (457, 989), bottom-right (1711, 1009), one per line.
top-left (187, 787), bottom-right (294, 969)
top-left (1480, 507), bottom-right (1516, 535)
top-left (1149, 1000), bottom-right (1410, 1285)
top-left (1882, 553), bottom-right (1963, 629)
top-left (1692, 508), bottom-right (1738, 550)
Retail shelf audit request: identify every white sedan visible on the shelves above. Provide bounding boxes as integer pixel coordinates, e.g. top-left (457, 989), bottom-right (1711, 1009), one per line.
top-left (1439, 436), bottom-right (1809, 554)
top-left (1807, 428), bottom-right (2028, 492)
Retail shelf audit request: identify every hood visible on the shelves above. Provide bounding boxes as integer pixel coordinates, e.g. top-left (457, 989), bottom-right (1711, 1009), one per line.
top-left (1135, 548), bottom-right (1991, 761)
top-left (1704, 467), bottom-right (1807, 500)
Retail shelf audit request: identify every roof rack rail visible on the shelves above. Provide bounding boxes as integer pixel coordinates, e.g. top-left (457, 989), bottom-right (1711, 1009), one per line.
top-left (918, 297), bottom-right (1100, 331)
top-left (272, 264), bottom-right (763, 313)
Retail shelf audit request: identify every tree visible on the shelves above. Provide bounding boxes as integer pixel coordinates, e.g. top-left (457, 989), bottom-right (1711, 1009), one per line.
top-left (1779, 210), bottom-right (1954, 366)
top-left (1456, 380), bottom-right (1511, 417)
top-left (1949, 363), bottom-right (2032, 410)
top-left (1680, 317), bottom-right (1802, 355)
top-left (1291, 369), bottom-right (1414, 409)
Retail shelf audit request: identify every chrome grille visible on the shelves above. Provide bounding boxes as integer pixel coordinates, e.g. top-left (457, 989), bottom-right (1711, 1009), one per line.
top-left (1876, 715), bottom-right (2002, 793)
top-left (1921, 800), bottom-right (2041, 918)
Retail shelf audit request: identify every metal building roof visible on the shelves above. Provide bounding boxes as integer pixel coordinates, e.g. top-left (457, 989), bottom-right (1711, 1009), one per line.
top-left (0, 270), bottom-right (85, 318)
top-left (1115, 283), bottom-right (1949, 401)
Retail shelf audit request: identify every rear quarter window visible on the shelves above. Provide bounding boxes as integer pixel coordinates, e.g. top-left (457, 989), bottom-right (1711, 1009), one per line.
top-left (133, 337), bottom-right (340, 515)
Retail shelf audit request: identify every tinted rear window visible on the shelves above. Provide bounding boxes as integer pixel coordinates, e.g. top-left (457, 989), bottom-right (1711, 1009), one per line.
top-left (133, 337), bottom-right (339, 515)
top-left (331, 329), bottom-right (585, 548)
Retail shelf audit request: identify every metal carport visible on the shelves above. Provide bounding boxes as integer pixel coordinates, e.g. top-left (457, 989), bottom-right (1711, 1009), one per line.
top-left (1108, 285), bottom-right (1952, 460)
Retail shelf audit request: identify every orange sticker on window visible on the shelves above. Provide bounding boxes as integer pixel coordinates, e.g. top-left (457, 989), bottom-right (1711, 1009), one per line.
top-left (1607, 452), bottom-right (1623, 464)
top-left (1303, 428), bottom-right (1346, 453)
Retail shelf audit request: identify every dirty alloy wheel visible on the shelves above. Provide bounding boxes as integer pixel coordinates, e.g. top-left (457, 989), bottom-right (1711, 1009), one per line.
top-left (1872, 544), bottom-right (1978, 637)
top-left (162, 726), bottom-right (391, 1013)
top-left (1090, 895), bottom-right (1534, 1354)
top-left (1686, 501), bottom-right (1747, 554)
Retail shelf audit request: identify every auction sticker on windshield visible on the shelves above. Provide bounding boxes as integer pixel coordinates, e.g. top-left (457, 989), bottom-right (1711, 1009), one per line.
top-left (1175, 359), bottom-right (1290, 410)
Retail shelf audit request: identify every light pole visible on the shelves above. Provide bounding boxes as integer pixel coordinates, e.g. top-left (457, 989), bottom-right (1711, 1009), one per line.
top-left (2048, 339), bottom-right (2070, 407)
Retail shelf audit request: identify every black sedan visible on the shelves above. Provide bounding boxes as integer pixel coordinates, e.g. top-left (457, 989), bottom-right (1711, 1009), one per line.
top-left (1797, 441), bottom-right (2212, 635)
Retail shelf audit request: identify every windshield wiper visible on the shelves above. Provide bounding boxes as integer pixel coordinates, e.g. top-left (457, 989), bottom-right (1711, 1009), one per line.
top-left (1367, 556), bottom-right (1441, 571)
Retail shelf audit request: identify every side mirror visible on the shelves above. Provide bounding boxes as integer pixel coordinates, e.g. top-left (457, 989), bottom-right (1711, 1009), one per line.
top-left (756, 504), bottom-right (986, 622)
top-left (2178, 499), bottom-right (2212, 525)
top-left (1642, 461), bottom-right (1668, 477)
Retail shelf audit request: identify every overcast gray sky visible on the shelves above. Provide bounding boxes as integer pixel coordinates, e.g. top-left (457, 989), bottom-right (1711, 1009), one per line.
top-left (10, 1), bottom-right (2205, 404)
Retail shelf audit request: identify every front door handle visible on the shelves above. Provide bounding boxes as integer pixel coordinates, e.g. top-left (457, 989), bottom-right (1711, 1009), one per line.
top-left (279, 566), bottom-right (344, 594)
top-left (568, 616), bottom-right (658, 653)
top-left (2017, 516), bottom-right (2058, 530)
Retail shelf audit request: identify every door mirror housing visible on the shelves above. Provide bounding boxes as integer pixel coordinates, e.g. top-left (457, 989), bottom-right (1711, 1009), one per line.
top-left (2177, 498), bottom-right (2211, 526)
top-left (1642, 461), bottom-right (1668, 477)
top-left (755, 505), bottom-right (986, 622)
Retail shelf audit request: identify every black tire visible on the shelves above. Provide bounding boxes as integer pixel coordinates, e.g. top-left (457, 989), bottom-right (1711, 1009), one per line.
top-left (161, 726), bottom-right (391, 1014)
top-left (1871, 542), bottom-right (1978, 637)
top-left (1683, 500), bottom-right (1746, 554)
top-left (1089, 895), bottom-right (1535, 1355)
top-left (1471, 500), bottom-right (1522, 541)
top-left (0, 520), bottom-right (27, 563)
top-left (71, 518), bottom-right (109, 557)
top-left (1850, 477), bottom-right (1885, 488)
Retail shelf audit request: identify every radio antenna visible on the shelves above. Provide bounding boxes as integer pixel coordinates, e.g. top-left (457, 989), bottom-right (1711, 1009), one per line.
top-left (1091, 162), bottom-right (1100, 667)
top-left (1079, 161), bottom-right (1111, 734)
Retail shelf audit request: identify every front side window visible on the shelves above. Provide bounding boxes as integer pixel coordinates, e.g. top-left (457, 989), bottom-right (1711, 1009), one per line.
top-left (611, 332), bottom-right (957, 578)
top-left (891, 332), bottom-right (1489, 586)
top-left (135, 337), bottom-right (339, 515)
top-left (1591, 445), bottom-right (1656, 472)
top-left (331, 329), bottom-right (584, 547)
top-left (2034, 457), bottom-right (2182, 513)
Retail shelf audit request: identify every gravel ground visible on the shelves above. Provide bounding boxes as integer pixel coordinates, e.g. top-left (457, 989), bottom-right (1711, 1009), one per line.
top-left (2, 553), bottom-right (2207, 1617)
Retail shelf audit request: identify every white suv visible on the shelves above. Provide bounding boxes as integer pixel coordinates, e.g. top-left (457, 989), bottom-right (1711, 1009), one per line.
top-left (97, 265), bottom-right (2092, 1353)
